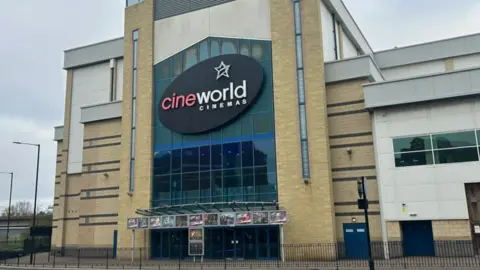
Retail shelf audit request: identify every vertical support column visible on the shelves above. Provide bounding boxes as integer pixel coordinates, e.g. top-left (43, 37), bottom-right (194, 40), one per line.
top-left (270, 0), bottom-right (336, 246)
top-left (57, 70), bottom-right (74, 248)
top-left (118, 0), bottom-right (154, 255)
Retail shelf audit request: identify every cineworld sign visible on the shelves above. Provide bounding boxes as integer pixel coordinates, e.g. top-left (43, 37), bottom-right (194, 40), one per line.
top-left (157, 54), bottom-right (264, 134)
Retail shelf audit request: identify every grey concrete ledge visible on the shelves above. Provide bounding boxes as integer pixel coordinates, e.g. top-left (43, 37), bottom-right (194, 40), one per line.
top-left (325, 55), bottom-right (384, 83)
top-left (364, 67), bottom-right (480, 109)
top-left (54, 126), bottom-right (64, 141)
top-left (64, 37), bottom-right (124, 69)
top-left (374, 32), bottom-right (480, 69)
top-left (80, 101), bottom-right (122, 124)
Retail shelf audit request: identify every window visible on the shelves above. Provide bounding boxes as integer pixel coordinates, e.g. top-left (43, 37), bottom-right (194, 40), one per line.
top-left (240, 41), bottom-right (249, 56)
top-left (221, 40), bottom-right (237, 55)
top-left (199, 41), bottom-right (209, 61)
top-left (433, 131), bottom-right (478, 164)
top-left (184, 46), bottom-right (198, 70)
top-left (126, 0), bottom-right (143, 7)
top-left (393, 130), bottom-right (480, 167)
top-left (151, 37), bottom-right (277, 207)
top-left (129, 29), bottom-right (139, 192)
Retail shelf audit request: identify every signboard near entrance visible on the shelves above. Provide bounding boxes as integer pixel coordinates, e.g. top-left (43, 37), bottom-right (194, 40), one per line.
top-left (157, 54), bottom-right (265, 134)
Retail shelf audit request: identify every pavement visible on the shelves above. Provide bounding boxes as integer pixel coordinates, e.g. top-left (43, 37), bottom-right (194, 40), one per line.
top-left (2, 252), bottom-right (480, 270)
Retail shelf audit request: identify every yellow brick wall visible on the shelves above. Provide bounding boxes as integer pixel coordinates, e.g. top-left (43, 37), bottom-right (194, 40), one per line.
top-left (270, 0), bottom-right (336, 245)
top-left (386, 221), bottom-right (401, 241)
top-left (52, 141), bottom-right (63, 246)
top-left (118, 0), bottom-right (154, 251)
top-left (326, 79), bottom-right (381, 241)
top-left (432, 220), bottom-right (472, 240)
top-left (52, 69), bottom-right (73, 248)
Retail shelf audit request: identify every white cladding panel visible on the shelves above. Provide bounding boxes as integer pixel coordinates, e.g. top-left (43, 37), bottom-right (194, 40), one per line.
top-left (381, 60), bottom-right (445, 80)
top-left (154, 0), bottom-right (271, 64)
top-left (68, 62), bottom-right (111, 173)
top-left (116, 59), bottom-right (124, 100)
top-left (342, 30), bottom-right (357, 59)
top-left (320, 0), bottom-right (336, 62)
top-left (453, 53), bottom-right (480, 70)
top-left (373, 97), bottom-right (480, 221)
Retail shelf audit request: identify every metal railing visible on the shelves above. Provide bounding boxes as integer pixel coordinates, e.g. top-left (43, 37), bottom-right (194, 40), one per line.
top-left (2, 241), bottom-right (480, 269)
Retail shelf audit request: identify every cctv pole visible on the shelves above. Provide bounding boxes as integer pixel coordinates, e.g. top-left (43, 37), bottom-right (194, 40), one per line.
top-left (359, 176), bottom-right (374, 270)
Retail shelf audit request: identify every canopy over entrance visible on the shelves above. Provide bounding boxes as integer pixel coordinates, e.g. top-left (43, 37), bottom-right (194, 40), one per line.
top-left (136, 201), bottom-right (279, 216)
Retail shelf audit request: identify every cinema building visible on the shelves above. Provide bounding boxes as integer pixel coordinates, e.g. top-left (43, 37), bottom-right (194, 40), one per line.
top-left (52, 0), bottom-right (480, 260)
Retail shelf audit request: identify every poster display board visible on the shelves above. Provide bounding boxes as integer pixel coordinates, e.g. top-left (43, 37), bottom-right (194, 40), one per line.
top-left (128, 210), bottom-right (288, 230)
top-left (127, 218), bottom-right (138, 229)
top-left (189, 242), bottom-right (204, 256)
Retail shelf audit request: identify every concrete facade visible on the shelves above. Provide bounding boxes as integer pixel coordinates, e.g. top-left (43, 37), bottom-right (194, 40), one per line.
top-left (51, 0), bottom-right (480, 258)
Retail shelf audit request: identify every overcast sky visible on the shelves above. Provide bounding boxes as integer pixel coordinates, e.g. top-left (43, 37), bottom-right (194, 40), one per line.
top-left (0, 0), bottom-right (479, 211)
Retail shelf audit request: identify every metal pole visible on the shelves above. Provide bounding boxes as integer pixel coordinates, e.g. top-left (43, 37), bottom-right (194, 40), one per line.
top-left (362, 177), bottom-right (375, 270)
top-left (30, 144), bottom-right (40, 265)
top-left (131, 230), bottom-right (135, 262)
top-left (6, 172), bottom-right (13, 244)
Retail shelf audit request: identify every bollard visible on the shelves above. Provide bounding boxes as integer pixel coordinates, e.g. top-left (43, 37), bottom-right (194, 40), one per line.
top-left (139, 248), bottom-right (142, 269)
top-left (53, 250), bottom-right (56, 268)
top-left (106, 249), bottom-right (109, 269)
top-left (78, 249), bottom-right (81, 268)
top-left (17, 255), bottom-right (20, 266)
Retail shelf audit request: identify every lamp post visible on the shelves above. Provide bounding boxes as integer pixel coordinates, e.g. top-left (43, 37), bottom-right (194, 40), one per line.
top-left (13, 141), bottom-right (40, 265)
top-left (0, 172), bottom-right (13, 244)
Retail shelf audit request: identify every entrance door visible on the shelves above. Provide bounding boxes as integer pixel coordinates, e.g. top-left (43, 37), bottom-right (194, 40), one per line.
top-left (224, 229), bottom-right (236, 259)
top-left (402, 221), bottom-right (435, 256)
top-left (343, 223), bottom-right (368, 259)
top-left (112, 230), bottom-right (118, 258)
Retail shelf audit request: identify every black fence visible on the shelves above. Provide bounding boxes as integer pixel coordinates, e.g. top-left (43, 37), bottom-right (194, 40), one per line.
top-left (3, 241), bottom-right (480, 269)
top-left (0, 236), bottom-right (50, 260)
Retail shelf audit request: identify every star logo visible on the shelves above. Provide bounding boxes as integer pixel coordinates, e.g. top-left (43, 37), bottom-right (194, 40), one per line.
top-left (214, 61), bottom-right (230, 80)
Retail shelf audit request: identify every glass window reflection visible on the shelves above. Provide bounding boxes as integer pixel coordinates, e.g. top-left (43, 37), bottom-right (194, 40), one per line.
top-left (154, 151), bottom-right (171, 175)
top-left (434, 148), bottom-right (478, 164)
top-left (211, 40), bottom-right (220, 57)
top-left (200, 146), bottom-right (210, 171)
top-left (182, 147), bottom-right (199, 173)
top-left (223, 169), bottom-right (242, 201)
top-left (240, 41), bottom-right (249, 56)
top-left (432, 131), bottom-right (476, 149)
top-left (223, 143), bottom-right (241, 169)
top-left (254, 139), bottom-right (276, 172)
top-left (221, 40), bottom-right (237, 55)
top-left (393, 136), bottom-right (432, 153)
top-left (252, 42), bottom-right (266, 61)
top-left (184, 46), bottom-right (198, 70)
top-left (199, 41), bottom-right (209, 61)
top-left (395, 151), bottom-right (434, 167)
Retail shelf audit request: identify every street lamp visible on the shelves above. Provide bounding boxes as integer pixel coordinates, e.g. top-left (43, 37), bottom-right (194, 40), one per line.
top-left (13, 141), bottom-right (40, 265)
top-left (0, 171), bottom-right (13, 244)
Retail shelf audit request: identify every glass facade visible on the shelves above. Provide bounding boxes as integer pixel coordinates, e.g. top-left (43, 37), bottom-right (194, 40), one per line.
top-left (153, 37), bottom-right (276, 207)
top-left (393, 130), bottom-right (480, 167)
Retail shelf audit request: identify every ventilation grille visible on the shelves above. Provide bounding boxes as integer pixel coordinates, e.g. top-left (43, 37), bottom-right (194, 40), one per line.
top-left (154, 0), bottom-right (235, 21)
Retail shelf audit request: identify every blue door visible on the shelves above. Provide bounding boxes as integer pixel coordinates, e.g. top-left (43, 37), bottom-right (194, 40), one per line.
top-left (112, 230), bottom-right (118, 258)
top-left (402, 221), bottom-right (435, 256)
top-left (343, 223), bottom-right (368, 259)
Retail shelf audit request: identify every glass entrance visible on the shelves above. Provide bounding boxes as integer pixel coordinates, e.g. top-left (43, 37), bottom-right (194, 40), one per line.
top-left (152, 226), bottom-right (280, 260)
top-left (204, 226), bottom-right (280, 260)
top-left (151, 229), bottom-right (188, 259)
